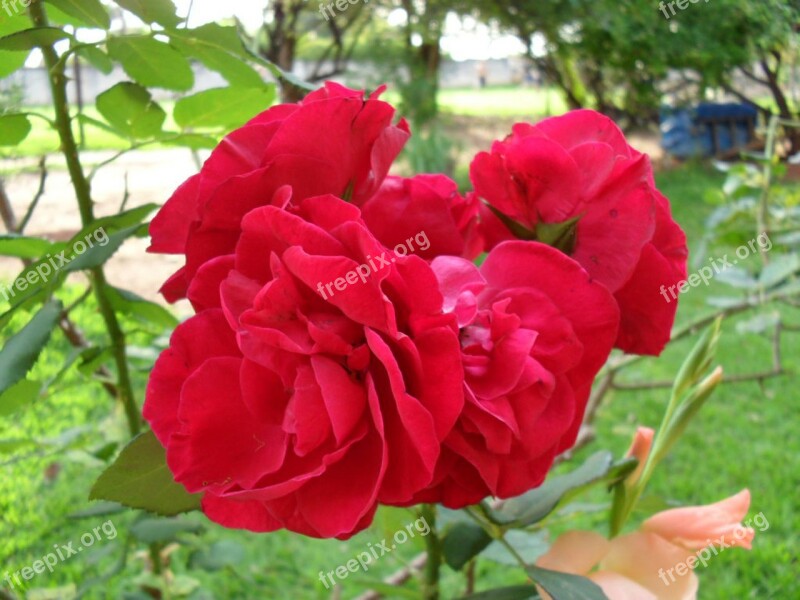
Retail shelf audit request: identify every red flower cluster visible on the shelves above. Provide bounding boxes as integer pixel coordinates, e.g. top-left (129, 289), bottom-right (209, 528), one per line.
top-left (145, 84), bottom-right (687, 539)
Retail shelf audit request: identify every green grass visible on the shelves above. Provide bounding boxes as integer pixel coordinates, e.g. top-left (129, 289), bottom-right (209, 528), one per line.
top-left (1, 163), bottom-right (797, 597)
top-left (438, 86), bottom-right (568, 118)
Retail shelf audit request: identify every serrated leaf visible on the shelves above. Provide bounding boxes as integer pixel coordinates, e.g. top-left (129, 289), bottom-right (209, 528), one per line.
top-left (90, 430), bottom-right (202, 516)
top-left (45, 0), bottom-right (110, 29)
top-left (0, 300), bottom-right (62, 395)
top-left (526, 566), bottom-right (607, 600)
top-left (460, 585), bottom-right (539, 600)
top-left (442, 522), bottom-right (493, 570)
top-left (108, 36), bottom-right (193, 91)
top-left (0, 27), bottom-right (69, 50)
top-left (174, 86), bottom-right (275, 129)
top-left (114, 0), bottom-right (181, 27)
top-left (130, 517), bottom-right (203, 543)
top-left (0, 114), bottom-right (31, 145)
top-left (0, 235), bottom-right (53, 259)
top-left (0, 378), bottom-right (41, 417)
top-left (96, 82), bottom-right (166, 139)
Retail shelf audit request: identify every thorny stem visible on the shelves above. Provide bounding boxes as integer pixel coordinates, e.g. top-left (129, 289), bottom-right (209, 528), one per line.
top-left (29, 0), bottom-right (140, 436)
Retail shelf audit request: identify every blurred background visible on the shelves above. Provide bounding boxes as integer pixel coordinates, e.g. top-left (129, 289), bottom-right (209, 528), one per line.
top-left (1, 1), bottom-right (798, 598)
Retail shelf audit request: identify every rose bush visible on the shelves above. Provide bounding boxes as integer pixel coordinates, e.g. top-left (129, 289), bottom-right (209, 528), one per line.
top-left (471, 110), bottom-right (688, 356)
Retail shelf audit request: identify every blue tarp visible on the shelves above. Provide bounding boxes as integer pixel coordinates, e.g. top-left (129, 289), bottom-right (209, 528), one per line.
top-left (660, 103), bottom-right (758, 158)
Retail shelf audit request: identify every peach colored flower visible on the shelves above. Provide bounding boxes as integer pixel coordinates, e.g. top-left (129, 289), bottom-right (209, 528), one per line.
top-left (536, 490), bottom-right (754, 599)
top-left (642, 489), bottom-right (754, 550)
top-left (537, 530), bottom-right (697, 600)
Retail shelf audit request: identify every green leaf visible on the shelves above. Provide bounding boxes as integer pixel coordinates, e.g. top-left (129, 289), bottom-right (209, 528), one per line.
top-left (526, 566), bottom-right (608, 600)
top-left (96, 82), bottom-right (166, 139)
top-left (536, 215), bottom-right (582, 254)
top-left (493, 452), bottom-right (637, 527)
top-left (0, 379), bottom-right (41, 417)
top-left (64, 223), bottom-right (147, 272)
top-left (460, 585), bottom-right (539, 600)
top-left (77, 45), bottom-right (114, 74)
top-left (735, 312), bottom-right (779, 335)
top-left (188, 540), bottom-right (246, 571)
top-left (160, 132), bottom-right (218, 150)
top-left (0, 114), bottom-right (31, 145)
top-left (171, 23), bottom-right (246, 56)
top-left (482, 530), bottom-right (549, 566)
top-left (0, 49), bottom-right (28, 77)
top-left (77, 113), bottom-right (126, 138)
top-left (90, 430), bottom-right (202, 516)
top-left (715, 267), bottom-right (758, 289)
top-left (0, 205), bottom-right (156, 321)
top-left (130, 517), bottom-right (203, 543)
top-left (107, 36), bottom-right (193, 91)
top-left (45, 0), bottom-right (110, 29)
top-left (0, 438), bottom-right (36, 454)
top-left (0, 300), bottom-right (62, 395)
top-left (114, 0), bottom-right (182, 27)
top-left (174, 87), bottom-right (275, 129)
top-left (68, 501), bottom-right (126, 519)
top-left (486, 204), bottom-right (537, 241)
top-left (0, 234), bottom-right (53, 259)
top-left (442, 522), bottom-right (493, 570)
top-left (170, 26), bottom-right (264, 88)
top-left (760, 254), bottom-right (800, 289)
top-left (106, 286), bottom-right (178, 329)
top-left (0, 27), bottom-right (70, 50)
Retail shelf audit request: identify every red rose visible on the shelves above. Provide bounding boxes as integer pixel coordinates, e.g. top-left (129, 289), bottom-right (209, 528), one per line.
top-left (144, 194), bottom-right (464, 539)
top-left (149, 82), bottom-right (410, 307)
top-left (411, 241), bottom-right (620, 507)
top-left (357, 174), bottom-right (482, 260)
top-left (470, 110), bottom-right (687, 356)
